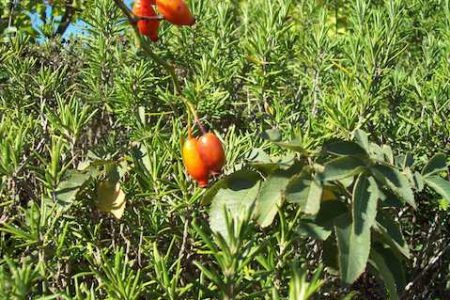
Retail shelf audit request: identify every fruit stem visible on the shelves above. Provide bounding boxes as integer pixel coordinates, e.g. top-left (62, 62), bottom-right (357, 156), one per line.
top-left (113, 0), bottom-right (182, 95)
top-left (134, 14), bottom-right (165, 21)
top-left (183, 98), bottom-right (206, 134)
top-left (114, 0), bottom-right (203, 131)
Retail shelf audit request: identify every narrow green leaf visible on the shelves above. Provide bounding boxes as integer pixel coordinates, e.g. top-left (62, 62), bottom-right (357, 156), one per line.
top-left (193, 261), bottom-right (221, 285)
top-left (322, 156), bottom-right (365, 182)
top-left (424, 175), bottom-right (450, 201)
top-left (422, 153), bottom-right (447, 177)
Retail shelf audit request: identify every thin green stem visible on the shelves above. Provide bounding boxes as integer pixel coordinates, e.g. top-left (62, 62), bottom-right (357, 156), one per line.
top-left (112, 0), bottom-right (182, 95)
top-left (113, 0), bottom-right (203, 126)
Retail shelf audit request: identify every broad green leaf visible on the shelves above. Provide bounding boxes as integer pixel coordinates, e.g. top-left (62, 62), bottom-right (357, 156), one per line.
top-left (334, 175), bottom-right (378, 284)
top-left (354, 129), bottom-right (369, 151)
top-left (315, 200), bottom-right (348, 224)
top-left (374, 244), bottom-right (406, 292)
top-left (298, 221), bottom-right (332, 240)
top-left (247, 149), bottom-right (280, 174)
top-left (322, 235), bottom-right (339, 275)
top-left (256, 166), bottom-right (300, 228)
top-left (369, 143), bottom-right (384, 161)
top-left (298, 201), bottom-right (348, 240)
top-left (373, 212), bottom-right (410, 258)
top-left (246, 148), bottom-right (272, 163)
top-left (273, 139), bottom-right (309, 154)
top-left (382, 145), bottom-right (394, 164)
top-left (322, 156), bottom-right (365, 182)
top-left (379, 188), bottom-right (403, 208)
top-left (261, 128), bottom-right (281, 142)
top-left (286, 171), bottom-right (322, 215)
top-left (54, 171), bottom-right (91, 208)
top-left (403, 153), bottom-right (414, 169)
top-left (422, 153), bottom-right (448, 177)
top-left (324, 141), bottom-right (368, 157)
top-left (353, 175), bottom-right (379, 234)
top-left (404, 169), bottom-right (425, 192)
top-left (368, 248), bottom-right (400, 300)
top-left (371, 164), bottom-right (416, 209)
top-left (202, 169), bottom-right (262, 205)
top-left (334, 214), bottom-right (366, 284)
top-left (413, 172), bottom-right (425, 191)
top-left (424, 175), bottom-right (450, 201)
top-left (208, 172), bottom-right (261, 240)
top-left (247, 150), bottom-right (298, 174)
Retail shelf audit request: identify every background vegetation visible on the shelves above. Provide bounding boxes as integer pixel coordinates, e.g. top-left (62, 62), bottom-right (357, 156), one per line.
top-left (0, 0), bottom-right (449, 299)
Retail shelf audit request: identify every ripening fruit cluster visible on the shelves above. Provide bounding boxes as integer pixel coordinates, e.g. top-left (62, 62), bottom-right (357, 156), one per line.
top-left (133, 0), bottom-right (195, 41)
top-left (182, 130), bottom-right (225, 188)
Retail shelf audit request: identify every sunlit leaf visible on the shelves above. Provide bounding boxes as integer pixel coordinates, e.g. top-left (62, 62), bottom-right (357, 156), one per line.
top-left (286, 171), bottom-right (322, 215)
top-left (424, 175), bottom-right (450, 201)
top-left (334, 175), bottom-right (378, 284)
top-left (371, 163), bottom-right (415, 209)
top-left (422, 153), bottom-right (448, 177)
top-left (322, 156), bottom-right (366, 182)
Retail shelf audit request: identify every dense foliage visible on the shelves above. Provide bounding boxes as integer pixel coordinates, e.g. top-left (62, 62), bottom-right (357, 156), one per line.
top-left (0, 0), bottom-right (449, 299)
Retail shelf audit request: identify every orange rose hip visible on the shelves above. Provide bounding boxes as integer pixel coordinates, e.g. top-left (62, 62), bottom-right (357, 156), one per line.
top-left (182, 134), bottom-right (209, 187)
top-left (198, 132), bottom-right (225, 174)
top-left (155, 0), bottom-right (195, 26)
top-left (133, 0), bottom-right (160, 41)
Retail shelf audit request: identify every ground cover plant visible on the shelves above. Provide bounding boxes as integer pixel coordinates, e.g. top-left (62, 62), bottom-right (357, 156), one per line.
top-left (0, 0), bottom-right (450, 299)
